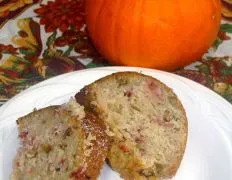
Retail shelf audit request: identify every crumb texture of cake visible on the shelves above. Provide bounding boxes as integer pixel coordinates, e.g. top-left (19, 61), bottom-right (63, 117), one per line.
top-left (11, 100), bottom-right (109, 180)
top-left (75, 72), bottom-right (188, 180)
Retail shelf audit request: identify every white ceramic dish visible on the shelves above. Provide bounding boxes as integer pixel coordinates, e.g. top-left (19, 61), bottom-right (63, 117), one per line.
top-left (1, 66), bottom-right (232, 180)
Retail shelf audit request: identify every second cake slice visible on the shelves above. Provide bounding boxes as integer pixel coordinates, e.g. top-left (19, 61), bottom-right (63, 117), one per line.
top-left (75, 72), bottom-right (188, 180)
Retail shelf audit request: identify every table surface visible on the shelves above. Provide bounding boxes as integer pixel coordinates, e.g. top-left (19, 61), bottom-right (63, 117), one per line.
top-left (0, 0), bottom-right (232, 106)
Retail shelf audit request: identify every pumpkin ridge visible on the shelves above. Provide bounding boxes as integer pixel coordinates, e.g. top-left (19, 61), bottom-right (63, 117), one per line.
top-left (136, 0), bottom-right (145, 65)
top-left (94, 0), bottom-right (106, 48)
top-left (112, 0), bottom-right (124, 64)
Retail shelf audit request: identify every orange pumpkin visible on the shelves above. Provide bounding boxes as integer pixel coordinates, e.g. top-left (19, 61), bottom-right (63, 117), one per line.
top-left (85, 0), bottom-right (221, 71)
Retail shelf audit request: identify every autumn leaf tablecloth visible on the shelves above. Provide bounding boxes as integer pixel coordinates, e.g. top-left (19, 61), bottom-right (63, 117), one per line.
top-left (0, 0), bottom-right (232, 106)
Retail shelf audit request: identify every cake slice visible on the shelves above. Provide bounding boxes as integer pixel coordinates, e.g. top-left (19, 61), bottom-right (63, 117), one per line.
top-left (75, 72), bottom-right (188, 180)
top-left (11, 99), bottom-right (110, 180)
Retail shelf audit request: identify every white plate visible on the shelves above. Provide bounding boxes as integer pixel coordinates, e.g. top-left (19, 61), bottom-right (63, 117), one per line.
top-left (1, 66), bottom-right (232, 180)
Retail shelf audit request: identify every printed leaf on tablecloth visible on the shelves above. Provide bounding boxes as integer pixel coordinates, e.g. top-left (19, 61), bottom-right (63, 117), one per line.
top-left (43, 56), bottom-right (85, 75)
top-left (0, 0), bottom-right (40, 28)
top-left (0, 17), bottom-right (46, 99)
top-left (12, 18), bottom-right (42, 57)
top-left (176, 57), bottom-right (232, 103)
top-left (34, 0), bottom-right (85, 33)
top-left (220, 23), bottom-right (232, 33)
top-left (212, 23), bottom-right (232, 50)
top-left (221, 0), bottom-right (232, 22)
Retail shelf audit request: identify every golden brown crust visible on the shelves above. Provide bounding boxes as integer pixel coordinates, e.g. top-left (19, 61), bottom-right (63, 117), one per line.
top-left (75, 71), bottom-right (188, 179)
top-left (167, 97), bottom-right (188, 177)
top-left (81, 112), bottom-right (110, 178)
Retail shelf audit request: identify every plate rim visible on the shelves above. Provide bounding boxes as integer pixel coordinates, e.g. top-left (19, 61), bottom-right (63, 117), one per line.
top-left (1, 66), bottom-right (232, 118)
